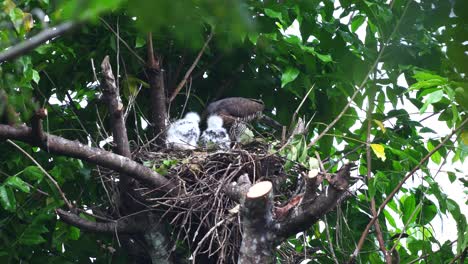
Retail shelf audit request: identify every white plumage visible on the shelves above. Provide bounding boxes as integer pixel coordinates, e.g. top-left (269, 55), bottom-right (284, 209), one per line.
top-left (200, 115), bottom-right (230, 150)
top-left (166, 112), bottom-right (201, 150)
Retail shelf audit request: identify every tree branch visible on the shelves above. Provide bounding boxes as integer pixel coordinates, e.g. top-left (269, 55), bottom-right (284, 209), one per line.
top-left (275, 164), bottom-right (354, 239)
top-left (168, 32), bottom-right (213, 102)
top-left (365, 90), bottom-right (391, 263)
top-left (57, 209), bottom-right (143, 233)
top-left (308, 1), bottom-right (411, 148)
top-left (223, 173), bottom-right (252, 202)
top-left (238, 181), bottom-right (277, 264)
top-left (349, 117), bottom-right (468, 262)
top-left (0, 124), bottom-right (178, 194)
top-left (0, 22), bottom-right (78, 63)
top-left (100, 56), bottom-right (134, 198)
top-left (146, 32), bottom-right (168, 143)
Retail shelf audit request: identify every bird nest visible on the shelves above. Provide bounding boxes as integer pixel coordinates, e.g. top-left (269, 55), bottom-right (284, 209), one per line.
top-left (130, 141), bottom-right (309, 263)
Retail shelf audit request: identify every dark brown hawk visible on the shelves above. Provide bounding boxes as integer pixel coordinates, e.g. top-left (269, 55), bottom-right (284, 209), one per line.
top-left (206, 97), bottom-right (281, 141)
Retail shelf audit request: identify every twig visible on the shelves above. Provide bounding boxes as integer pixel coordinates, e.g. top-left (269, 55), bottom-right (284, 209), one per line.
top-left (7, 139), bottom-right (73, 210)
top-left (365, 88), bottom-right (391, 263)
top-left (0, 21), bottom-right (78, 62)
top-left (290, 85), bottom-right (315, 131)
top-left (308, 1), bottom-right (411, 148)
top-left (350, 117), bottom-right (468, 262)
top-left (56, 209), bottom-right (142, 233)
top-left (99, 18), bottom-right (145, 64)
top-left (169, 32), bottom-right (213, 102)
top-left (0, 124), bottom-right (177, 192)
top-left (448, 247), bottom-right (467, 264)
top-left (179, 78), bottom-right (192, 118)
top-left (324, 215), bottom-right (340, 264)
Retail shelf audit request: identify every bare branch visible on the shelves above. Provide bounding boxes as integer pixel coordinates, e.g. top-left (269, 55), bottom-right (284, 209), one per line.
top-left (168, 32), bottom-right (213, 102)
top-left (223, 173), bottom-right (252, 202)
top-left (0, 124), bottom-right (178, 194)
top-left (238, 181), bottom-right (276, 264)
top-left (147, 32), bottom-right (168, 143)
top-left (0, 22), bottom-right (77, 63)
top-left (275, 164), bottom-right (354, 239)
top-left (100, 55), bottom-right (133, 197)
top-left (57, 209), bottom-right (143, 233)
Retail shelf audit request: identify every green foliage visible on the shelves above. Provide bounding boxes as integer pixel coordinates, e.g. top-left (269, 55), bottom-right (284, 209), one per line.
top-left (1, 0), bottom-right (467, 263)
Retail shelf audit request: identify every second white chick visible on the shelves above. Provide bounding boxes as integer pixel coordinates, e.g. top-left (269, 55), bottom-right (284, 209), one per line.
top-left (200, 115), bottom-right (230, 150)
top-left (166, 112), bottom-right (200, 150)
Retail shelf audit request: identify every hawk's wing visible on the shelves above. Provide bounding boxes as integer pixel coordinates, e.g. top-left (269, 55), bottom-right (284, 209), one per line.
top-left (207, 97), bottom-right (265, 126)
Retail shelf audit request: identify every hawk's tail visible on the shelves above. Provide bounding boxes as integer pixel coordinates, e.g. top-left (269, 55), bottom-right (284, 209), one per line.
top-left (260, 115), bottom-right (282, 131)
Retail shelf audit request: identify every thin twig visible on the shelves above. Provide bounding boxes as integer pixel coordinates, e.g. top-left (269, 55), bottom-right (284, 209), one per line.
top-left (169, 32), bottom-right (213, 102)
top-left (179, 78), bottom-right (193, 119)
top-left (350, 117), bottom-right (468, 262)
top-left (290, 84), bottom-right (315, 130)
top-left (324, 215), bottom-right (340, 264)
top-left (7, 139), bottom-right (73, 210)
top-left (365, 88), bottom-right (391, 264)
top-left (99, 18), bottom-right (145, 64)
top-left (308, 1), bottom-right (411, 148)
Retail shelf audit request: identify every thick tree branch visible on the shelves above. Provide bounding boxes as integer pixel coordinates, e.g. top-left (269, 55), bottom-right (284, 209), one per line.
top-left (0, 124), bottom-right (178, 194)
top-left (146, 32), bottom-right (168, 143)
top-left (275, 164), bottom-right (354, 239)
top-left (100, 56), bottom-right (134, 198)
top-left (349, 117), bottom-right (468, 263)
top-left (168, 32), bottom-right (213, 102)
top-left (57, 209), bottom-right (143, 233)
top-left (31, 108), bottom-right (47, 144)
top-left (0, 22), bottom-right (78, 63)
top-left (238, 181), bottom-right (277, 264)
top-left (223, 173), bottom-right (252, 202)
top-left (100, 56), bottom-right (131, 158)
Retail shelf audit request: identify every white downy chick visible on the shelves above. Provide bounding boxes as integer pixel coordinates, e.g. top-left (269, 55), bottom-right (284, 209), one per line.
top-left (200, 115), bottom-right (230, 150)
top-left (166, 112), bottom-right (201, 150)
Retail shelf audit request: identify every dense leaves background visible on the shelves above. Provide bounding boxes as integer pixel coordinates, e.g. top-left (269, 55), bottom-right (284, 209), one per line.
top-left (0, 0), bottom-right (467, 263)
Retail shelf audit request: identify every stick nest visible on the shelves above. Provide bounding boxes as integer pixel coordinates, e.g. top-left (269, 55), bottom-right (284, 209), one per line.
top-left (129, 141), bottom-right (308, 263)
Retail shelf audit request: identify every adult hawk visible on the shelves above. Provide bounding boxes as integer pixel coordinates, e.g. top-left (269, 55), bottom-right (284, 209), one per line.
top-left (166, 112), bottom-right (201, 150)
top-left (206, 97), bottom-right (281, 142)
top-left (199, 115), bottom-right (230, 150)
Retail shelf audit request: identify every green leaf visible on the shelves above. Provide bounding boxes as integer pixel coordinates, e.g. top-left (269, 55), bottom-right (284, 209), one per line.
top-left (281, 67), bottom-right (300, 88)
top-left (32, 69), bottom-right (40, 84)
top-left (420, 90), bottom-right (444, 113)
top-left (264, 8), bottom-right (283, 22)
top-left (426, 141), bottom-right (441, 164)
top-left (19, 225), bottom-right (48, 245)
top-left (0, 186), bottom-right (16, 212)
top-left (383, 209), bottom-right (397, 228)
top-left (420, 200), bottom-right (437, 225)
top-left (5, 176), bottom-right (30, 193)
top-left (314, 52), bottom-right (332, 63)
top-left (351, 15), bottom-right (366, 32)
top-left (401, 195), bottom-right (418, 224)
top-left (23, 166), bottom-right (44, 181)
top-left (447, 171), bottom-right (456, 183)
top-left (68, 226), bottom-right (81, 240)
top-left (135, 36), bottom-right (145, 48)
top-left (248, 32), bottom-right (259, 45)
